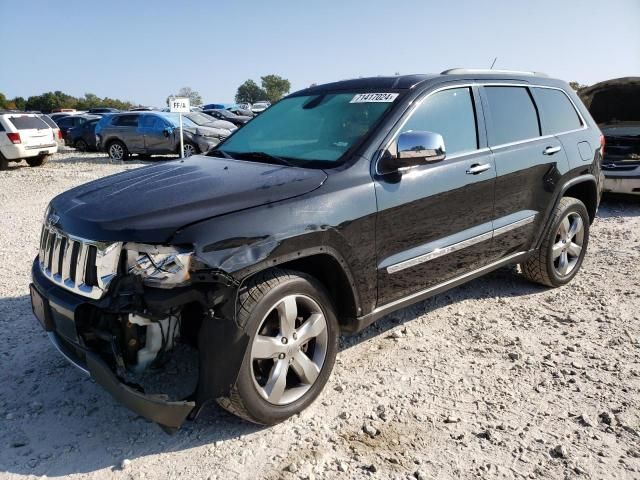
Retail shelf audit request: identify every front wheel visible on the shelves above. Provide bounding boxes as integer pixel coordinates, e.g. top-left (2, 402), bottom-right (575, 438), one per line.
top-left (182, 143), bottom-right (198, 158)
top-left (520, 196), bottom-right (590, 287)
top-left (217, 269), bottom-right (339, 425)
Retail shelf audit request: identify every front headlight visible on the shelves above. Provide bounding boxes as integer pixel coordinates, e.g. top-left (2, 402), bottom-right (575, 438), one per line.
top-left (124, 243), bottom-right (193, 288)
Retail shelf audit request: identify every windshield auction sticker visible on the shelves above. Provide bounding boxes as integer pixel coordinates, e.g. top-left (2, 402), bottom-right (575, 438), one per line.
top-left (350, 93), bottom-right (399, 103)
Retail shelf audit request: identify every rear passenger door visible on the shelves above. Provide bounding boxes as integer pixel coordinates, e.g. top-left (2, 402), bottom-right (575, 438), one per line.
top-left (480, 85), bottom-right (569, 257)
top-left (374, 85), bottom-right (497, 305)
top-left (114, 114), bottom-right (143, 152)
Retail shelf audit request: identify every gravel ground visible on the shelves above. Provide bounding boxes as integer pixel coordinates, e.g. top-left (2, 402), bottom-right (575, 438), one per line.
top-left (0, 152), bottom-right (639, 480)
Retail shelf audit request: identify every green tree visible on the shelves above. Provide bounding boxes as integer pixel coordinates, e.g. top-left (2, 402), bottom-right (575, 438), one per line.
top-left (166, 87), bottom-right (202, 107)
top-left (569, 81), bottom-right (589, 92)
top-left (261, 74), bottom-right (290, 103)
top-left (235, 79), bottom-right (267, 104)
top-left (0, 92), bottom-right (7, 109)
top-left (12, 96), bottom-right (26, 110)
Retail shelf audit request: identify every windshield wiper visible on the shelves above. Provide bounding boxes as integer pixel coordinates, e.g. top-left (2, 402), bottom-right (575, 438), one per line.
top-left (233, 151), bottom-right (294, 166)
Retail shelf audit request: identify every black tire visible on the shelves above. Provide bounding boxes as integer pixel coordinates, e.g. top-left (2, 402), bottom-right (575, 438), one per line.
top-left (217, 268), bottom-right (339, 425)
top-left (26, 154), bottom-right (49, 167)
top-left (181, 143), bottom-right (198, 158)
top-left (520, 196), bottom-right (590, 287)
top-left (0, 152), bottom-right (8, 171)
top-left (75, 139), bottom-right (88, 152)
top-left (107, 140), bottom-right (128, 160)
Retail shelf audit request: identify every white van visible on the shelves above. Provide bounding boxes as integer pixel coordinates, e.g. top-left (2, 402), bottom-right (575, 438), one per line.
top-left (0, 112), bottom-right (58, 169)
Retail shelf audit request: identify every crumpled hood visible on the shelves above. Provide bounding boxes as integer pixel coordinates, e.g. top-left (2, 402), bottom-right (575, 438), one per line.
top-left (49, 155), bottom-right (327, 243)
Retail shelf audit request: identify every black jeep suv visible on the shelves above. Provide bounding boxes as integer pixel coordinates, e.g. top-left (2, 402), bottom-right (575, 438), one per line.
top-left (30, 70), bottom-right (603, 431)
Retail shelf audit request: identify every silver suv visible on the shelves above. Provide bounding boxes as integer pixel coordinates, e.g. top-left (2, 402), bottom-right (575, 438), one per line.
top-left (95, 111), bottom-right (233, 160)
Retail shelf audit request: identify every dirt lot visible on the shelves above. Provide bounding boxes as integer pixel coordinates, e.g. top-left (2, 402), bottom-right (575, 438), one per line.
top-left (0, 152), bottom-right (639, 480)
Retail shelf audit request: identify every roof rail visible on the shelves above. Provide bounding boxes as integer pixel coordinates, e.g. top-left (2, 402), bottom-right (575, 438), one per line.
top-left (441, 68), bottom-right (548, 77)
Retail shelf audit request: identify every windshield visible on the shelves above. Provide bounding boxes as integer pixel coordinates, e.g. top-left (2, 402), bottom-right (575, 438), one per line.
top-left (160, 113), bottom-right (197, 128)
top-left (186, 112), bottom-right (218, 126)
top-left (212, 92), bottom-right (397, 166)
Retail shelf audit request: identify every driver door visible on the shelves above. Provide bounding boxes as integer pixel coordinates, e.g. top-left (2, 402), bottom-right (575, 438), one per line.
top-left (374, 85), bottom-right (497, 305)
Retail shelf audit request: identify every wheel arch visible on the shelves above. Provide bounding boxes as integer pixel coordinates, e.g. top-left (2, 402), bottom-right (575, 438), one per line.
top-left (534, 174), bottom-right (598, 250)
top-left (235, 248), bottom-right (361, 329)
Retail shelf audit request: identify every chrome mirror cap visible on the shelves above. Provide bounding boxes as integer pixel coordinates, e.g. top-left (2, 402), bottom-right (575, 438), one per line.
top-left (397, 130), bottom-right (446, 163)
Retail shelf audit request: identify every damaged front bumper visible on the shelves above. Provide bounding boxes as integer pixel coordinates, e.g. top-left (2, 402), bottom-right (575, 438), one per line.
top-left (48, 330), bottom-right (195, 431)
top-left (29, 258), bottom-right (247, 432)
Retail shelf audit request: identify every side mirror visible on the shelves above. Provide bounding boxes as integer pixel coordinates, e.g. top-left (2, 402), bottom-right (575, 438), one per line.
top-left (395, 131), bottom-right (446, 168)
top-left (163, 127), bottom-right (172, 138)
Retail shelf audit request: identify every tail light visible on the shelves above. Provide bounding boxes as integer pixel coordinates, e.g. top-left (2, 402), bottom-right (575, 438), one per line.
top-left (57, 130), bottom-right (63, 140)
top-left (7, 132), bottom-right (21, 144)
top-left (599, 134), bottom-right (605, 158)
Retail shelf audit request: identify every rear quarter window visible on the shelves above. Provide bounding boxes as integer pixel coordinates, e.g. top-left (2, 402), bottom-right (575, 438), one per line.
top-left (531, 87), bottom-right (583, 135)
top-left (485, 86), bottom-right (540, 145)
top-left (9, 116), bottom-right (50, 130)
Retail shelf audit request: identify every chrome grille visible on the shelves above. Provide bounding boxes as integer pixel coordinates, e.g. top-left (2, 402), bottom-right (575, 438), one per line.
top-left (38, 226), bottom-right (122, 300)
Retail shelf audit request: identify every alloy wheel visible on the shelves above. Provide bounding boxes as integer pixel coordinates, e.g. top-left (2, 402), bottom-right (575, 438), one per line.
top-left (250, 294), bottom-right (328, 405)
top-left (552, 211), bottom-right (584, 276)
top-left (183, 144), bottom-right (196, 157)
top-left (109, 143), bottom-right (124, 160)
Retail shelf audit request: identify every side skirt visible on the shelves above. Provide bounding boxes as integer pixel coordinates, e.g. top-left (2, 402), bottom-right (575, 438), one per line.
top-left (344, 251), bottom-right (531, 334)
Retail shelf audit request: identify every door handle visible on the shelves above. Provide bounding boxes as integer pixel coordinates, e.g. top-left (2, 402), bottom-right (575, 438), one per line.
top-left (543, 145), bottom-right (562, 155)
top-left (466, 163), bottom-right (491, 175)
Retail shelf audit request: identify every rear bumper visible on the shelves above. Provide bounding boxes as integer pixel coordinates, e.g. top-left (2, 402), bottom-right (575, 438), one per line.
top-left (1, 143), bottom-right (57, 160)
top-left (30, 260), bottom-right (195, 431)
top-left (603, 167), bottom-right (640, 195)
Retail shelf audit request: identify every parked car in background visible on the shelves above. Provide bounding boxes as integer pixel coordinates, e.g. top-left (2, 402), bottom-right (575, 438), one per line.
top-left (49, 111), bottom-right (85, 122)
top-left (251, 101), bottom-right (271, 114)
top-left (204, 108), bottom-right (251, 126)
top-left (38, 114), bottom-right (63, 145)
top-left (51, 108), bottom-right (76, 113)
top-left (0, 111), bottom-right (57, 169)
top-left (185, 112), bottom-right (237, 137)
top-left (87, 107), bottom-right (120, 115)
top-left (95, 111), bottom-right (227, 159)
top-left (130, 106), bottom-right (157, 111)
top-left (66, 116), bottom-right (101, 151)
top-left (55, 114), bottom-right (100, 142)
top-left (202, 103), bottom-right (228, 110)
top-left (579, 77), bottom-right (640, 196)
top-left (227, 106), bottom-right (254, 117)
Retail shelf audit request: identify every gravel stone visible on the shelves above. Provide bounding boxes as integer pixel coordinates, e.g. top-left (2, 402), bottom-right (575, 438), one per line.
top-left (0, 151), bottom-right (638, 479)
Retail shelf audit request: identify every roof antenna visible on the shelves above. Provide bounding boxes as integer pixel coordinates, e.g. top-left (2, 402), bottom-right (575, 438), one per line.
top-left (490, 57), bottom-right (498, 69)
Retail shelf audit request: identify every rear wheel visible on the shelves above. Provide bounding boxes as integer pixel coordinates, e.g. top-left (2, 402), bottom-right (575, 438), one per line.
top-left (0, 152), bottom-right (8, 171)
top-left (75, 139), bottom-right (88, 152)
top-left (520, 196), bottom-right (590, 287)
top-left (217, 269), bottom-right (339, 425)
top-left (26, 154), bottom-right (49, 167)
top-left (107, 141), bottom-right (128, 160)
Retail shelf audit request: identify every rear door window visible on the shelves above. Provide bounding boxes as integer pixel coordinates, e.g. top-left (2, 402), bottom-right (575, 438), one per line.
top-left (9, 116), bottom-right (50, 130)
top-left (401, 87), bottom-right (478, 156)
top-left (485, 86), bottom-right (540, 145)
top-left (113, 114), bottom-right (139, 127)
top-left (39, 115), bottom-right (58, 129)
top-left (531, 87), bottom-right (583, 135)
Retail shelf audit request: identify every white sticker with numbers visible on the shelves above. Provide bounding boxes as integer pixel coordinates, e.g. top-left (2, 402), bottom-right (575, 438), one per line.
top-left (350, 93), bottom-right (399, 103)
